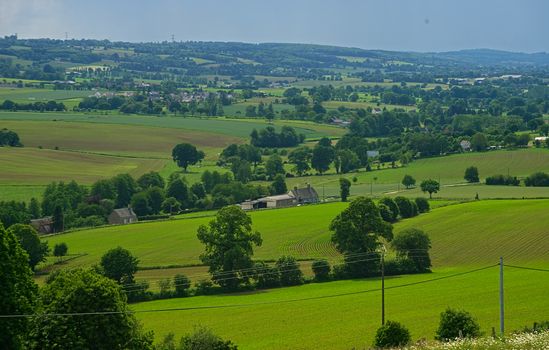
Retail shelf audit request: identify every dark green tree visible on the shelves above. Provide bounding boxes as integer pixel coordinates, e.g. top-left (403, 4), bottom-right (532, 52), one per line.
top-left (28, 269), bottom-right (153, 349)
top-left (379, 198), bottom-right (400, 222)
top-left (420, 179), bottom-right (440, 199)
top-left (130, 192), bottom-right (151, 216)
top-left (172, 143), bottom-right (205, 172)
top-left (52, 205), bottom-right (64, 233)
top-left (311, 145), bottom-right (335, 175)
top-left (339, 178), bottom-right (351, 202)
top-left (91, 179), bottom-right (116, 200)
top-left (0, 223), bottom-right (37, 349)
top-left (270, 174), bottom-right (288, 195)
top-left (401, 174), bottom-right (416, 189)
top-left (162, 197), bottom-right (181, 215)
top-left (414, 197), bottom-right (430, 213)
top-left (392, 228), bottom-right (432, 272)
top-left (28, 198), bottom-right (41, 219)
top-left (464, 166), bottom-right (480, 183)
top-left (100, 246), bottom-right (139, 285)
top-left (471, 133), bottom-right (488, 152)
top-left (330, 197), bottom-right (392, 277)
top-left (197, 206), bottom-right (262, 290)
top-left (374, 320), bottom-right (411, 348)
top-left (8, 224), bottom-right (49, 270)
top-left (146, 187), bottom-right (165, 214)
top-left (288, 146), bottom-right (312, 176)
top-left (265, 154), bottom-right (285, 179)
top-left (173, 274), bottom-right (191, 297)
top-left (53, 242), bottom-right (68, 261)
top-left (112, 174), bottom-right (138, 208)
top-left (435, 308), bottom-right (481, 341)
top-left (137, 171), bottom-right (165, 189)
top-left (276, 256), bottom-right (303, 286)
top-left (166, 178), bottom-right (190, 208)
top-left (394, 196), bottom-right (419, 218)
top-left (311, 259), bottom-right (331, 281)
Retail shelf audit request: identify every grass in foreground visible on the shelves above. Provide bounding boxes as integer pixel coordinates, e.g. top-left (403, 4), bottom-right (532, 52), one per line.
top-left (133, 265), bottom-right (549, 349)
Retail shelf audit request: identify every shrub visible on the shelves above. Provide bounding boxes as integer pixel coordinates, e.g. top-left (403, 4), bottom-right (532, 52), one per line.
top-left (414, 197), bottom-right (430, 213)
top-left (253, 262), bottom-right (280, 289)
top-left (374, 320), bottom-right (411, 348)
top-left (524, 172), bottom-right (549, 187)
top-left (394, 196), bottom-right (418, 218)
top-left (194, 279), bottom-right (214, 295)
top-left (125, 280), bottom-right (151, 303)
top-left (158, 278), bottom-right (173, 298)
top-left (179, 326), bottom-right (238, 350)
top-left (485, 174), bottom-right (520, 186)
top-left (174, 274), bottom-right (191, 297)
top-left (435, 308), bottom-right (481, 341)
top-left (311, 259), bottom-right (331, 281)
top-left (378, 203), bottom-right (396, 223)
top-left (276, 256), bottom-right (303, 286)
top-left (379, 197), bottom-right (399, 222)
top-left (464, 166), bottom-right (479, 183)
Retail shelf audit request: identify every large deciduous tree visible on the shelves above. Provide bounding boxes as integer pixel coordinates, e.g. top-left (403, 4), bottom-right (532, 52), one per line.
top-left (100, 246), bottom-right (139, 285)
top-left (288, 146), bottom-right (312, 176)
top-left (330, 197), bottom-right (392, 277)
top-left (27, 269), bottom-right (153, 349)
top-left (197, 206), bottom-right (262, 290)
top-left (0, 223), bottom-right (37, 349)
top-left (391, 228), bottom-right (432, 272)
top-left (464, 166), bottom-right (480, 183)
top-left (8, 224), bottom-right (49, 270)
top-left (172, 143), bottom-right (205, 172)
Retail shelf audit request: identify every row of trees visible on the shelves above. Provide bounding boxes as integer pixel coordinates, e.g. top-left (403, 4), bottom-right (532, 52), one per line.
top-left (0, 99), bottom-right (66, 112)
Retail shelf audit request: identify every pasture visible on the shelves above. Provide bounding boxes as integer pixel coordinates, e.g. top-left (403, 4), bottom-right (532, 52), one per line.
top-left (42, 199), bottom-right (549, 270)
top-left (0, 87), bottom-right (93, 103)
top-left (133, 265), bottom-right (549, 349)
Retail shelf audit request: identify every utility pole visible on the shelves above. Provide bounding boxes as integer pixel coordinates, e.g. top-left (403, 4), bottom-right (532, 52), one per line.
top-left (499, 257), bottom-right (504, 336)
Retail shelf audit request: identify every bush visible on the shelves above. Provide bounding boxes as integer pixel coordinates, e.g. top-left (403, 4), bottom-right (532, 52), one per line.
top-left (485, 174), bottom-right (520, 186)
top-left (174, 274), bottom-right (191, 297)
top-left (394, 196), bottom-right (418, 218)
top-left (379, 198), bottom-right (399, 222)
top-left (414, 197), bottom-right (430, 213)
top-left (311, 259), bottom-right (331, 281)
top-left (194, 279), bottom-right (214, 295)
top-left (374, 320), bottom-right (411, 348)
top-left (253, 262), bottom-right (280, 289)
top-left (435, 308), bottom-right (481, 341)
top-left (464, 166), bottom-right (479, 183)
top-left (276, 256), bottom-right (303, 286)
top-left (125, 280), bottom-right (152, 303)
top-left (179, 326), bottom-right (238, 350)
top-left (378, 203), bottom-right (396, 223)
top-left (524, 172), bottom-right (549, 187)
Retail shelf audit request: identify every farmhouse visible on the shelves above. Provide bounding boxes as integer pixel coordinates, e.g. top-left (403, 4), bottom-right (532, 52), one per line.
top-left (30, 216), bottom-right (54, 234)
top-left (460, 140), bottom-right (472, 152)
top-left (239, 185), bottom-right (319, 210)
top-left (108, 207), bottom-right (138, 225)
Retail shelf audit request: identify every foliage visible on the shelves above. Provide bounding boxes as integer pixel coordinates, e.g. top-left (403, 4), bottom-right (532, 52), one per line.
top-left (0, 222), bottom-right (37, 349)
top-left (330, 197), bottom-right (392, 277)
top-left (28, 269), bottom-right (153, 349)
top-left (374, 320), bottom-right (411, 348)
top-left (379, 198), bottom-right (400, 222)
top-left (0, 128), bottom-right (22, 146)
top-left (172, 143), bottom-right (205, 172)
top-left (265, 154), bottom-right (285, 179)
top-left (391, 228), bottom-right (432, 272)
top-left (162, 197), bottom-right (181, 214)
top-left (288, 146), bottom-right (312, 176)
top-left (311, 144), bottom-right (335, 174)
top-left (339, 178), bottom-right (351, 202)
top-left (435, 308), bottom-right (481, 341)
top-left (253, 262), bottom-right (281, 289)
top-left (420, 179), bottom-right (440, 199)
top-left (485, 174), bottom-right (520, 186)
top-left (250, 126), bottom-right (305, 148)
top-left (270, 174), bottom-right (288, 195)
top-left (276, 256), bottom-right (304, 286)
top-left (100, 246), bottom-right (139, 285)
top-left (311, 259), bottom-right (331, 281)
top-left (414, 197), bottom-right (430, 213)
top-left (394, 196), bottom-right (419, 218)
top-left (464, 166), bottom-right (480, 183)
top-left (174, 274), bottom-right (191, 297)
top-left (112, 174), bottom-right (139, 208)
top-left (53, 242), bottom-right (68, 259)
top-left (0, 200), bottom-right (30, 229)
top-left (197, 206), bottom-right (262, 290)
top-left (179, 326), bottom-right (238, 350)
top-left (137, 171), bottom-right (165, 189)
top-left (524, 172), bottom-right (549, 187)
top-left (402, 174), bottom-right (416, 189)
top-left (7, 224), bottom-right (49, 270)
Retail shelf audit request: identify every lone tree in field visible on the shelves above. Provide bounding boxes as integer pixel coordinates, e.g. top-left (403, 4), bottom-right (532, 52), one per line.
top-left (464, 166), bottom-right (480, 183)
top-left (100, 246), bottom-right (139, 285)
top-left (330, 197), bottom-right (393, 277)
top-left (197, 206), bottom-right (262, 290)
top-left (401, 174), bottom-right (416, 189)
top-left (420, 179), bottom-right (440, 199)
top-left (172, 143), bottom-right (205, 172)
top-left (339, 178), bottom-right (351, 202)
top-left (53, 242), bottom-right (68, 262)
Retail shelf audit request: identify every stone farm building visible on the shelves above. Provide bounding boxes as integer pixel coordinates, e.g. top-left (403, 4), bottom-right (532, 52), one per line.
top-left (108, 207), bottom-right (138, 225)
top-left (240, 185), bottom-right (319, 210)
top-left (30, 216), bottom-right (54, 234)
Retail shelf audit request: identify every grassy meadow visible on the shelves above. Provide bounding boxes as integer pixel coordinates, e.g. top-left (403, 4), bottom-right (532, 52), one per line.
top-left (133, 265), bottom-right (549, 349)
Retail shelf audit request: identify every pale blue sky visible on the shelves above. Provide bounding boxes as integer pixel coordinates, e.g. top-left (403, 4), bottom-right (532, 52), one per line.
top-left (1, 0), bottom-right (548, 52)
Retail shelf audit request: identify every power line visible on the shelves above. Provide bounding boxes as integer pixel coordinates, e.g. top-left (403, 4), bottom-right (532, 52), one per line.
top-left (0, 264), bottom-right (496, 319)
top-left (503, 264), bottom-right (549, 273)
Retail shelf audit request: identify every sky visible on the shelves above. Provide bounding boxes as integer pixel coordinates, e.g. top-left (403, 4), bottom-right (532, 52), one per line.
top-left (1, 0), bottom-right (548, 53)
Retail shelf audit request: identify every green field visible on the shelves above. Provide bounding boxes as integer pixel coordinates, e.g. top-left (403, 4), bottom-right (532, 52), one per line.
top-left (42, 199), bottom-right (549, 269)
top-left (133, 265), bottom-right (549, 349)
top-left (0, 87), bottom-right (93, 102)
top-left (286, 148), bottom-right (549, 199)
